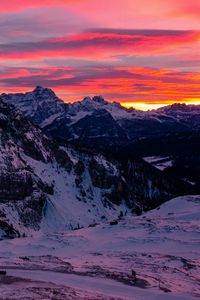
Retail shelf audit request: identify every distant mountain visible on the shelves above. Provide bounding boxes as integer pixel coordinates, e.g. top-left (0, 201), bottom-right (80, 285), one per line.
top-left (2, 87), bottom-right (132, 145)
top-left (2, 87), bottom-right (200, 190)
top-left (1, 86), bottom-right (66, 126)
top-left (0, 97), bottom-right (194, 239)
top-left (2, 87), bottom-right (200, 147)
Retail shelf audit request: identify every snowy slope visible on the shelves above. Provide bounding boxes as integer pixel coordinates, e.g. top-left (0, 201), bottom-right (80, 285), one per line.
top-left (23, 149), bottom-right (129, 233)
top-left (0, 196), bottom-right (199, 299)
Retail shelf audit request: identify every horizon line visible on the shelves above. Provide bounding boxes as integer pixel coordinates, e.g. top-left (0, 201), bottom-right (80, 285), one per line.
top-left (1, 86), bottom-right (200, 112)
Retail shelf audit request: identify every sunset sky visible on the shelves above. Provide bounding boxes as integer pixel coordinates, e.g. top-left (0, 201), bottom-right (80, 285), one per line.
top-left (0, 0), bottom-right (200, 110)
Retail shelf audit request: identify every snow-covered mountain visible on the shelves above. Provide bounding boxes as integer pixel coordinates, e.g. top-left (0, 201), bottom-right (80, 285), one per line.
top-left (0, 97), bottom-right (123, 237)
top-left (2, 87), bottom-right (132, 144)
top-left (2, 87), bottom-right (200, 147)
top-left (1, 86), bottom-right (66, 126)
top-left (1, 97), bottom-right (192, 239)
top-left (3, 87), bottom-right (200, 190)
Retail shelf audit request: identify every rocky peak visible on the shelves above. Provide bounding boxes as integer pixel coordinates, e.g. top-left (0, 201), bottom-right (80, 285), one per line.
top-left (1, 87), bottom-right (66, 126)
top-left (82, 96), bottom-right (93, 104)
top-left (92, 96), bottom-right (107, 105)
top-left (80, 96), bottom-right (108, 108)
top-left (32, 86), bottom-right (57, 99)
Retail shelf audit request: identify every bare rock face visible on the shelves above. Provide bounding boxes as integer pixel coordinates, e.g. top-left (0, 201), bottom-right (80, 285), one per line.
top-left (88, 159), bottom-right (117, 189)
top-left (0, 99), bottom-right (56, 237)
top-left (0, 172), bottom-right (34, 201)
top-left (54, 148), bottom-right (73, 172)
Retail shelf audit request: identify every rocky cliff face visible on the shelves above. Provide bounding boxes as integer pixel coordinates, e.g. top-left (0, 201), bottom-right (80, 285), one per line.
top-left (0, 99), bottom-right (54, 238)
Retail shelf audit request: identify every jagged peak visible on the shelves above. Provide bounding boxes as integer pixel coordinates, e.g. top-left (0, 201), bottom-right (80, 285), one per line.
top-left (81, 95), bottom-right (108, 106)
top-left (32, 86), bottom-right (57, 97)
top-left (92, 96), bottom-right (107, 105)
top-left (34, 86), bottom-right (46, 91)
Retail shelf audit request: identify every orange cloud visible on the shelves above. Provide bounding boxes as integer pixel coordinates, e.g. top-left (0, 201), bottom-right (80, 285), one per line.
top-left (1, 65), bottom-right (200, 106)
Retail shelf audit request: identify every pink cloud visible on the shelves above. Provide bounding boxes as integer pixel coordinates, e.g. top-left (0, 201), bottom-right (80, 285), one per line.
top-left (1, 1), bottom-right (200, 105)
top-left (0, 30), bottom-right (199, 60)
top-left (1, 65), bottom-right (200, 104)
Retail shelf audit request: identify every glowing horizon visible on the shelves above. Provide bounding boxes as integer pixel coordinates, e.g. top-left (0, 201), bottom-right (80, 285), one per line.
top-left (121, 102), bottom-right (174, 111)
top-left (121, 99), bottom-right (200, 111)
top-left (0, 0), bottom-right (200, 106)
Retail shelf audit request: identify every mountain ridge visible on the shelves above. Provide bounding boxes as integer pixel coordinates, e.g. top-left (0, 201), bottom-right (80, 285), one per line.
top-left (3, 87), bottom-right (200, 148)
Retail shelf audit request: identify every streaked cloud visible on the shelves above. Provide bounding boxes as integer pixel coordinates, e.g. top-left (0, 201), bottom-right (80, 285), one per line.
top-left (0, 0), bottom-right (200, 106)
top-left (0, 29), bottom-right (198, 59)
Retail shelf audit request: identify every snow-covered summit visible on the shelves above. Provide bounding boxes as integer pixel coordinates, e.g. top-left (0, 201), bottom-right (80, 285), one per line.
top-left (1, 86), bottom-right (66, 126)
top-left (3, 87), bottom-right (200, 148)
top-left (67, 94), bottom-right (132, 118)
top-left (2, 87), bottom-right (200, 124)
top-left (33, 86), bottom-right (57, 97)
top-left (1, 87), bottom-right (140, 125)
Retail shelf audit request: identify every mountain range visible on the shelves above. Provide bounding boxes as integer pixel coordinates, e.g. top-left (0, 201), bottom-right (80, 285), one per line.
top-left (0, 87), bottom-right (199, 238)
top-left (2, 86), bottom-right (200, 149)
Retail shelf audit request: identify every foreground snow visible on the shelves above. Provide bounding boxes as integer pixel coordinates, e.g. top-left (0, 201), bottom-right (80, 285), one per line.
top-left (0, 195), bottom-right (200, 299)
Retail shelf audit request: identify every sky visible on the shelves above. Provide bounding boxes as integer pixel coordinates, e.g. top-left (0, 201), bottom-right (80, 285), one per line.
top-left (0, 0), bottom-right (200, 110)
